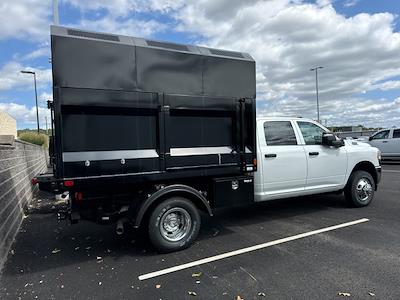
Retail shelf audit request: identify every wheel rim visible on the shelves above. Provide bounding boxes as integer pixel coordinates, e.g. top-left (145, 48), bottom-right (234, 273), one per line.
top-left (355, 177), bottom-right (373, 202)
top-left (159, 207), bottom-right (192, 242)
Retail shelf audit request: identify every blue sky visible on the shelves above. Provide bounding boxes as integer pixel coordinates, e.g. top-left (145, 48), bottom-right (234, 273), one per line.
top-left (0, 0), bottom-right (399, 129)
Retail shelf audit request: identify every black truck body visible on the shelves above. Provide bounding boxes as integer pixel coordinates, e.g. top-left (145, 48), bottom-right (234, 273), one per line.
top-left (37, 26), bottom-right (257, 251)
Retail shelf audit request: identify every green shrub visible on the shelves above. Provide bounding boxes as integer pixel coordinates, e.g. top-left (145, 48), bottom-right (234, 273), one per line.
top-left (18, 132), bottom-right (49, 148)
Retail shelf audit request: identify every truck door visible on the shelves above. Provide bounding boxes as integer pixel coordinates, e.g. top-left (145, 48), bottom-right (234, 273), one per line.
top-left (296, 121), bottom-right (347, 190)
top-left (390, 129), bottom-right (400, 156)
top-left (368, 129), bottom-right (391, 156)
top-left (257, 120), bottom-right (307, 200)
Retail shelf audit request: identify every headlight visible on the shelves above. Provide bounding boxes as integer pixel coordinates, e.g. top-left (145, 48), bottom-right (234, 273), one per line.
top-left (377, 150), bottom-right (381, 162)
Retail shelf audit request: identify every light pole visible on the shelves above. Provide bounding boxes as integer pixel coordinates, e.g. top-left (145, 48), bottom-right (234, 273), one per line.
top-left (21, 70), bottom-right (40, 133)
top-left (53, 0), bottom-right (59, 25)
top-left (310, 66), bottom-right (323, 123)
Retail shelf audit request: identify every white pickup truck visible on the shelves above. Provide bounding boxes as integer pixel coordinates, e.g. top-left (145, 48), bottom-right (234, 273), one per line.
top-left (254, 117), bottom-right (381, 207)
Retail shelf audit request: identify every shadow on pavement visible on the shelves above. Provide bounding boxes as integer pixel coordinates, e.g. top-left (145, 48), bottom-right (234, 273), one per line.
top-left (1, 192), bottom-right (349, 277)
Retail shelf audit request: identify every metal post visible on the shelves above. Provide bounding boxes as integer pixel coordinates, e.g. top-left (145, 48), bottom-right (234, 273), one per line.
top-left (310, 66), bottom-right (323, 123)
top-left (53, 0), bottom-right (59, 25)
top-left (33, 73), bottom-right (40, 133)
top-left (21, 70), bottom-right (40, 133)
top-left (315, 68), bottom-right (319, 123)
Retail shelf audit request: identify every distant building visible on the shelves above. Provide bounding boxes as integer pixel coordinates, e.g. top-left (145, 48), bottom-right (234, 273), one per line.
top-left (0, 110), bottom-right (17, 137)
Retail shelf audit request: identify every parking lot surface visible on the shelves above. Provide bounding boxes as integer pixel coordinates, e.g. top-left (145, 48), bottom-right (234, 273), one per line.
top-left (1, 164), bottom-right (399, 299)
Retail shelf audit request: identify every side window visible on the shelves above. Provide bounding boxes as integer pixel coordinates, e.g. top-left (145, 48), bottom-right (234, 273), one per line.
top-left (372, 130), bottom-right (389, 140)
top-left (393, 129), bottom-right (400, 139)
top-left (298, 121), bottom-right (326, 145)
top-left (264, 121), bottom-right (297, 146)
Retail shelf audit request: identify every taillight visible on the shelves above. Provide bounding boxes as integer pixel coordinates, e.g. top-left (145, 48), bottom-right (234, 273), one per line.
top-left (31, 178), bottom-right (38, 185)
top-left (64, 180), bottom-right (74, 187)
top-left (253, 158), bottom-right (257, 167)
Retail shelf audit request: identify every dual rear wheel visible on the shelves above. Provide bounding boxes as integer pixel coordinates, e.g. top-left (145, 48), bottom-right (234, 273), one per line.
top-left (148, 197), bottom-right (201, 252)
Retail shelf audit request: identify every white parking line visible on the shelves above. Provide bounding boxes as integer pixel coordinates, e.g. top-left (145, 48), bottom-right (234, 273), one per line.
top-left (138, 218), bottom-right (369, 281)
top-left (382, 169), bottom-right (400, 173)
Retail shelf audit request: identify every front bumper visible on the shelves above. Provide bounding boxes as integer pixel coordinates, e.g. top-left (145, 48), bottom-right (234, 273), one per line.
top-left (375, 166), bottom-right (382, 185)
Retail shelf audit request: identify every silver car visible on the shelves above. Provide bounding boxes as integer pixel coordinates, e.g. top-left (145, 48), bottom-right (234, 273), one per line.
top-left (368, 128), bottom-right (400, 160)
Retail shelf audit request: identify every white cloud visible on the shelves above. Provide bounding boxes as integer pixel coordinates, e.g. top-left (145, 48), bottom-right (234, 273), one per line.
top-left (167, 0), bottom-right (400, 126)
top-left (39, 92), bottom-right (53, 105)
top-left (316, 0), bottom-right (333, 7)
top-left (258, 96), bottom-right (400, 127)
top-left (0, 102), bottom-right (51, 129)
top-left (1, 0), bottom-right (172, 42)
top-left (373, 80), bottom-right (400, 91)
top-left (21, 47), bottom-right (51, 61)
top-left (64, 0), bottom-right (185, 15)
top-left (0, 62), bottom-right (52, 91)
top-left (2, 0), bottom-right (400, 127)
top-left (343, 0), bottom-right (359, 8)
top-left (64, 0), bottom-right (140, 16)
top-left (0, 0), bottom-right (52, 41)
top-left (76, 16), bottom-right (166, 38)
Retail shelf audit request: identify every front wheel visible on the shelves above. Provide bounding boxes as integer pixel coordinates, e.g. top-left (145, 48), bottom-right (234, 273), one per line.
top-left (148, 197), bottom-right (201, 252)
top-left (344, 170), bottom-right (375, 207)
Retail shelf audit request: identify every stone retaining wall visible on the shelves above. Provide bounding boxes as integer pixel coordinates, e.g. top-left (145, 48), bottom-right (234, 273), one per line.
top-left (0, 140), bottom-right (48, 271)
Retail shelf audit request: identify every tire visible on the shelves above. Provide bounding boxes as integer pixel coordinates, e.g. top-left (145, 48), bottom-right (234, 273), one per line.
top-left (344, 170), bottom-right (375, 207)
top-left (148, 197), bottom-right (201, 252)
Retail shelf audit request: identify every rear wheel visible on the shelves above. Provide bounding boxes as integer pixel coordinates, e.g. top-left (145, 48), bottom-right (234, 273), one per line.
top-left (344, 170), bottom-right (375, 207)
top-left (148, 197), bottom-right (200, 252)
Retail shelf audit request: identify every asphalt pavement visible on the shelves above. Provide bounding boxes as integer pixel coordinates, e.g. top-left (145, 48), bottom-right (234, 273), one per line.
top-left (0, 164), bottom-right (399, 299)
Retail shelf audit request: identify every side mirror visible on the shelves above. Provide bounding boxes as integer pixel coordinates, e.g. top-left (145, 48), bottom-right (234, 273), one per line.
top-left (332, 139), bottom-right (345, 147)
top-left (368, 136), bottom-right (373, 141)
top-left (322, 133), bottom-right (344, 147)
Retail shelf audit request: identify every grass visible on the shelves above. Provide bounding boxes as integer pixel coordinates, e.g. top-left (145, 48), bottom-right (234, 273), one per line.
top-left (18, 132), bottom-right (49, 148)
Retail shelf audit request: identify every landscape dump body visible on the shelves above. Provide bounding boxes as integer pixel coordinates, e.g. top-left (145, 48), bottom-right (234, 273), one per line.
top-left (46, 25), bottom-right (256, 191)
top-left (34, 25), bottom-right (257, 251)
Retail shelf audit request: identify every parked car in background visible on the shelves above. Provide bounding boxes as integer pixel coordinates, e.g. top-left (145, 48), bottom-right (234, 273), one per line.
top-left (367, 128), bottom-right (400, 160)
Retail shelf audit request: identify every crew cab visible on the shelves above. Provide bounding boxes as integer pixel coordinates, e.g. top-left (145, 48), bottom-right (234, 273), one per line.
top-left (255, 117), bottom-right (381, 206)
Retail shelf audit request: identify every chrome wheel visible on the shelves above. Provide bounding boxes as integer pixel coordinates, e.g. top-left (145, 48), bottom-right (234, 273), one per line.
top-left (159, 207), bottom-right (192, 242)
top-left (355, 177), bottom-right (373, 202)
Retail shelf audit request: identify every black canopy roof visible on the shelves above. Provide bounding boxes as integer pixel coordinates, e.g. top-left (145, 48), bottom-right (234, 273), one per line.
top-left (51, 25), bottom-right (256, 99)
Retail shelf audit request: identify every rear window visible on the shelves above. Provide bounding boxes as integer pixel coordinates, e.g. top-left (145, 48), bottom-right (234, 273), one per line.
top-left (264, 121), bottom-right (297, 146)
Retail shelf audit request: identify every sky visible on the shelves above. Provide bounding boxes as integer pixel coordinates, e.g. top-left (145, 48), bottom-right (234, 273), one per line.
top-left (0, 0), bottom-right (399, 129)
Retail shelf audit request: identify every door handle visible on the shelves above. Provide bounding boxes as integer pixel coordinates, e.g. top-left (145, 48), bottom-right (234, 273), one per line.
top-left (309, 152), bottom-right (319, 156)
top-left (382, 141), bottom-right (388, 143)
top-left (265, 154), bottom-right (277, 158)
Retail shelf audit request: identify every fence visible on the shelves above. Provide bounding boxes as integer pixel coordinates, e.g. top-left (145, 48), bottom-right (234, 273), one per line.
top-left (335, 130), bottom-right (376, 139)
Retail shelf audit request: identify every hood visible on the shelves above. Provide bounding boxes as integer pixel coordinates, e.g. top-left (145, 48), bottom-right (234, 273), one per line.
top-left (344, 139), bottom-right (372, 147)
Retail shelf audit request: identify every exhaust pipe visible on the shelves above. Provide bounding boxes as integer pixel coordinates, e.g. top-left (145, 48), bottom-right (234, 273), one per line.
top-left (116, 218), bottom-right (127, 235)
